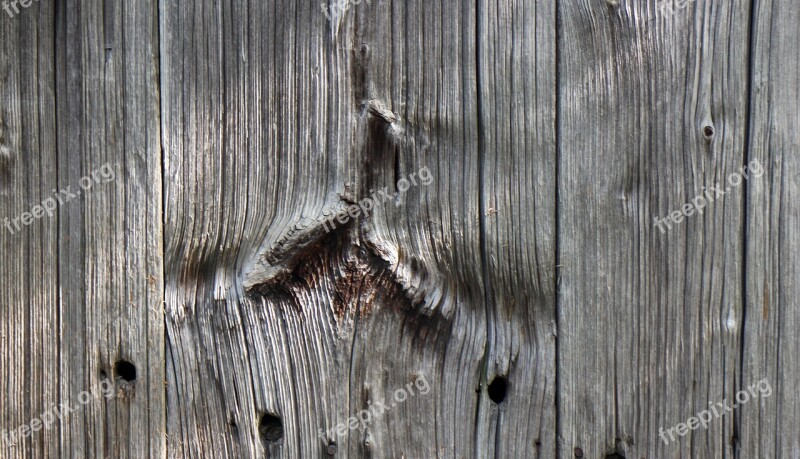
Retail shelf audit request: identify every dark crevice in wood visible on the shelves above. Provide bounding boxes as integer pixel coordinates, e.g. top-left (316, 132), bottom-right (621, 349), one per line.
top-left (102, 0), bottom-right (114, 62)
top-left (553, 0), bottom-right (563, 453)
top-left (0, 115), bottom-right (12, 193)
top-left (364, 98), bottom-right (404, 210)
top-left (351, 15), bottom-right (369, 108)
top-left (736, 0), bottom-right (759, 448)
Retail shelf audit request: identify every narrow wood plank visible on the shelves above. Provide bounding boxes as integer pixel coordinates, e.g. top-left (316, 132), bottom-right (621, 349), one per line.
top-left (57, 0), bottom-right (165, 457)
top-left (0, 0), bottom-right (165, 457)
top-left (0, 3), bottom-right (60, 458)
top-left (740, 0), bottom-right (800, 455)
top-left (475, 0), bottom-right (558, 456)
top-left (557, 0), bottom-right (751, 457)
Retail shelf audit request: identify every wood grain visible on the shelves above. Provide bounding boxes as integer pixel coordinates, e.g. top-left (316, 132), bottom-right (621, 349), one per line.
top-left (740, 0), bottom-right (800, 456)
top-left (557, 0), bottom-right (751, 457)
top-left (1, 0), bottom-right (798, 457)
top-left (0, 0), bottom-right (165, 457)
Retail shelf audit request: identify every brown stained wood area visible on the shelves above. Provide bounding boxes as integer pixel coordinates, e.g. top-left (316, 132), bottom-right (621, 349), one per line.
top-left (0, 0), bottom-right (798, 458)
top-left (246, 226), bottom-right (437, 323)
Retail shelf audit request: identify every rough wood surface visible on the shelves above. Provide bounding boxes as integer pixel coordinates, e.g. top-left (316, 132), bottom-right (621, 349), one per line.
top-left (740, 0), bottom-right (799, 456)
top-left (159, 0), bottom-right (557, 456)
top-left (1, 0), bottom-right (797, 457)
top-left (0, 0), bottom-right (165, 458)
top-left (557, 0), bottom-right (752, 457)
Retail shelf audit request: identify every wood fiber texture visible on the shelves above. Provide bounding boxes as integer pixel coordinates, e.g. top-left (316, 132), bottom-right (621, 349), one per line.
top-left (0, 0), bottom-right (796, 458)
top-left (0, 0), bottom-right (165, 458)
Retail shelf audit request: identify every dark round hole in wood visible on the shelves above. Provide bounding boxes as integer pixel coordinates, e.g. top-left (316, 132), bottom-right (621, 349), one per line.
top-left (326, 441), bottom-right (337, 455)
top-left (114, 360), bottom-right (136, 382)
top-left (574, 447), bottom-right (584, 457)
top-left (703, 125), bottom-right (714, 138)
top-left (259, 413), bottom-right (283, 443)
top-left (487, 376), bottom-right (508, 404)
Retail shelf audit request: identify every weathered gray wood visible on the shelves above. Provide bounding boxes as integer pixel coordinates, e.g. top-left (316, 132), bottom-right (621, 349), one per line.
top-left (0, 0), bottom-right (165, 458)
top-left (475, 0), bottom-right (558, 456)
top-left (2, 0), bottom-right (798, 457)
top-left (160, 0), bottom-right (557, 457)
top-left (557, 0), bottom-right (752, 457)
top-left (740, 0), bottom-right (800, 456)
top-left (0, 3), bottom-right (60, 458)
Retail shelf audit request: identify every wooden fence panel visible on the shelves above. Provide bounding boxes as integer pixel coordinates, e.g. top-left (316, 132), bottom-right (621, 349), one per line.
top-left (2, 0), bottom-right (798, 457)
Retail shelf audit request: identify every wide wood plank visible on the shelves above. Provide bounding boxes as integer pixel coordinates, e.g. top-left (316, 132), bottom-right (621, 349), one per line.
top-left (160, 0), bottom-right (557, 457)
top-left (556, 0), bottom-right (751, 457)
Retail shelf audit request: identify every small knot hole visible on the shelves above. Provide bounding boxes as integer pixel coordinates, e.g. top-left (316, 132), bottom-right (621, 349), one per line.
top-left (114, 360), bottom-right (136, 382)
top-left (259, 413), bottom-right (283, 444)
top-left (487, 376), bottom-right (508, 404)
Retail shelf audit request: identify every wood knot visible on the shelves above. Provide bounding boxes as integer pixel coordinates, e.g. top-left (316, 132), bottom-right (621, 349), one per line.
top-left (244, 212), bottom-right (449, 322)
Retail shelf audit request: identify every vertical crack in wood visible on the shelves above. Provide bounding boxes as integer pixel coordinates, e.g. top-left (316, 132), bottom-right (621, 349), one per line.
top-left (0, 115), bottom-right (12, 193)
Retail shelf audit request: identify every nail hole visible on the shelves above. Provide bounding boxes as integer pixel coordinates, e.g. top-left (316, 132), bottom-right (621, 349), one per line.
top-left (487, 376), bottom-right (508, 404)
top-left (114, 360), bottom-right (136, 382)
top-left (703, 125), bottom-right (714, 138)
top-left (326, 441), bottom-right (337, 455)
top-left (259, 412), bottom-right (283, 444)
top-left (574, 447), bottom-right (584, 457)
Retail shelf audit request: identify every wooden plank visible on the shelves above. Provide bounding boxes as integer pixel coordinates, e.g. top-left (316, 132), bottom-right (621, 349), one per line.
top-left (57, 0), bottom-right (166, 456)
top-left (556, 0), bottom-right (752, 457)
top-left (740, 0), bottom-right (800, 455)
top-left (161, 0), bottom-right (557, 457)
top-left (159, 0), bottom-right (363, 455)
top-left (0, 3), bottom-right (60, 458)
top-left (5, 0), bottom-right (796, 455)
top-left (475, 0), bottom-right (558, 456)
top-left (0, 0), bottom-right (165, 457)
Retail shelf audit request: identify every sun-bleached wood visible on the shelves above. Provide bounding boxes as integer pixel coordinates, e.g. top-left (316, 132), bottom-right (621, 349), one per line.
top-left (1, 0), bottom-right (797, 457)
